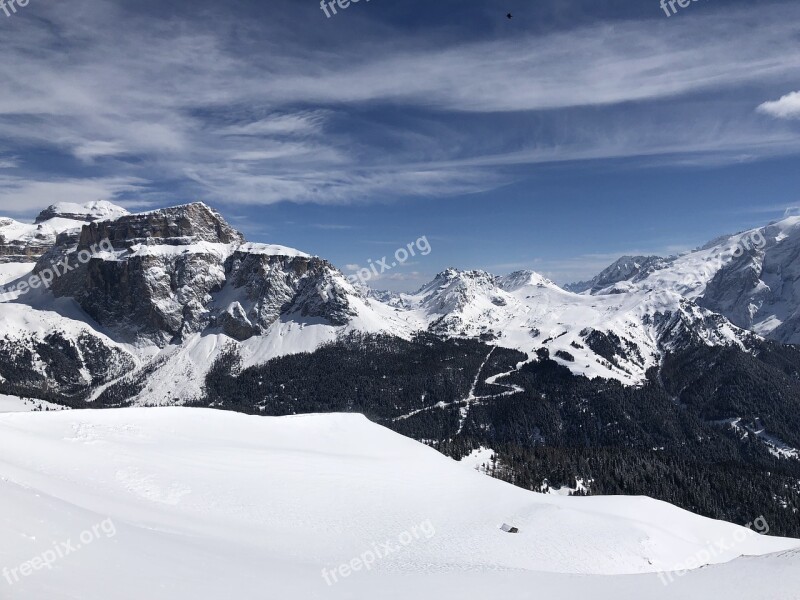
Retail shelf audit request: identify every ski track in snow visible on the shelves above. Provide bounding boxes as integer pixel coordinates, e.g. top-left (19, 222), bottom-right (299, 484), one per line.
top-left (392, 347), bottom-right (526, 426)
top-left (726, 418), bottom-right (800, 460)
top-left (457, 347), bottom-right (495, 434)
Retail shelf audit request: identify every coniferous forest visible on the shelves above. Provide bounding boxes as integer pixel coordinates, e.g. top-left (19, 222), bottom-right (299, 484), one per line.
top-left (197, 332), bottom-right (800, 537)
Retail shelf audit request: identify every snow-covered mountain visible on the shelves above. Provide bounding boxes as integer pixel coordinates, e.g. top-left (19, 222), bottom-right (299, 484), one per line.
top-left (0, 202), bottom-right (412, 403)
top-left (572, 216), bottom-right (800, 345)
top-left (1, 205), bottom-right (799, 599)
top-left (0, 201), bottom-right (128, 263)
top-left (384, 214), bottom-right (800, 384)
top-left (31, 202), bottom-right (409, 346)
top-left (388, 267), bottom-right (747, 384)
top-left (0, 201), bottom-right (799, 403)
top-left (0, 407), bottom-right (797, 600)
top-left (565, 255), bottom-right (670, 294)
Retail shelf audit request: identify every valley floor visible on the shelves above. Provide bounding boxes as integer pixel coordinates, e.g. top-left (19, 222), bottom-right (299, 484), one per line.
top-left (0, 408), bottom-right (798, 599)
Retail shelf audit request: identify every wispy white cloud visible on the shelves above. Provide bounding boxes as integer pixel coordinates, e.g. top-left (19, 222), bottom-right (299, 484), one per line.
top-left (311, 223), bottom-right (356, 230)
top-left (0, 175), bottom-right (148, 215)
top-left (732, 203), bottom-right (800, 215)
top-left (1, 0), bottom-right (800, 210)
top-left (218, 112), bottom-right (329, 137)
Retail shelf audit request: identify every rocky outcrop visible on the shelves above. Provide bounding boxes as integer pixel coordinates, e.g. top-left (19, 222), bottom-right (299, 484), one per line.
top-left (698, 219), bottom-right (800, 344)
top-left (0, 202), bottom-right (129, 264)
top-left (33, 202), bottom-right (360, 345)
top-left (76, 202), bottom-right (244, 249)
top-left (217, 302), bottom-right (260, 341)
top-left (221, 249), bottom-right (357, 333)
top-left (566, 256), bottom-right (670, 294)
top-left (0, 218), bottom-right (54, 262)
top-left (0, 329), bottom-right (136, 403)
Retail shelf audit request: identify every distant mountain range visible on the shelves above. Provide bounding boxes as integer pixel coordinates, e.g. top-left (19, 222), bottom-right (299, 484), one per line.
top-left (2, 200), bottom-right (800, 535)
top-left (0, 200), bottom-right (798, 401)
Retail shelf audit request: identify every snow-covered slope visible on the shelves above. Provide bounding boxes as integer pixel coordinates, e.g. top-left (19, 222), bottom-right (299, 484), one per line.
top-left (33, 201), bottom-right (129, 224)
top-left (1, 202), bottom-right (799, 403)
top-left (0, 393), bottom-right (69, 413)
top-left (0, 298), bottom-right (138, 400)
top-left (0, 408), bottom-right (797, 600)
top-left (0, 202), bottom-right (416, 404)
top-left (579, 216), bottom-right (800, 344)
top-left (113, 291), bottom-right (413, 406)
top-left (566, 255), bottom-right (670, 294)
top-left (0, 201), bottom-right (129, 263)
top-left (697, 217), bottom-right (800, 343)
top-left (392, 268), bottom-right (747, 384)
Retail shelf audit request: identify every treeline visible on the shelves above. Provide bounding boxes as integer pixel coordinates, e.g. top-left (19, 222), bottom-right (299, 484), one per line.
top-left (194, 334), bottom-right (800, 537)
top-left (199, 332), bottom-right (490, 438)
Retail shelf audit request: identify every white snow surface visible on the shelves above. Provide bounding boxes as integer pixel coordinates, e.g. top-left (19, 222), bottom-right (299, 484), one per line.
top-left (0, 202), bottom-right (128, 248)
top-left (0, 263), bottom-right (34, 286)
top-left (0, 394), bottom-right (69, 413)
top-left (237, 241), bottom-right (311, 258)
top-left (122, 290), bottom-right (415, 406)
top-left (126, 241), bottom-right (236, 259)
top-left (392, 268), bottom-right (743, 385)
top-left (0, 408), bottom-right (797, 600)
top-left (39, 201), bottom-right (129, 222)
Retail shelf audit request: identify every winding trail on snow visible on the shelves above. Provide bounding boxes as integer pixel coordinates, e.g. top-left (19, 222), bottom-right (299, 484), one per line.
top-left (392, 347), bottom-right (525, 425)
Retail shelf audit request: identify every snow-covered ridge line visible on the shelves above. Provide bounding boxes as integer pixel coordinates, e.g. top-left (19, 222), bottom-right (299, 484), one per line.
top-left (236, 242), bottom-right (311, 258)
top-left (0, 202), bottom-right (797, 403)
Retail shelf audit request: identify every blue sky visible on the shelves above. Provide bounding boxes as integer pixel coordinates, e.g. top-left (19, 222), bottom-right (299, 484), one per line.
top-left (1, 0), bottom-right (799, 290)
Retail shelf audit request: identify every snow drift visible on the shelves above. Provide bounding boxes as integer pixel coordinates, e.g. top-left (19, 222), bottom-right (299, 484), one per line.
top-left (0, 408), bottom-right (797, 599)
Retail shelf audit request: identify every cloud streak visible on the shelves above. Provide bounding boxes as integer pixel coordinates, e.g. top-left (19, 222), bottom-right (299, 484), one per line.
top-left (0, 0), bottom-right (799, 212)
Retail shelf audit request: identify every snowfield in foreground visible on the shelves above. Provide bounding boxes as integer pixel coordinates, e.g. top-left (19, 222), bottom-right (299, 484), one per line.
top-left (0, 408), bottom-right (798, 600)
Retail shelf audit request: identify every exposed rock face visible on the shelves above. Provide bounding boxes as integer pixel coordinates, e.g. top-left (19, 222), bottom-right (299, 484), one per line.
top-left (222, 249), bottom-right (357, 332)
top-left (34, 202), bottom-right (359, 345)
top-left (0, 202), bottom-right (129, 264)
top-left (77, 202), bottom-right (244, 249)
top-left (697, 219), bottom-right (800, 344)
top-left (0, 329), bottom-right (136, 403)
top-left (217, 302), bottom-right (259, 341)
top-left (0, 219), bottom-right (55, 262)
top-left (567, 256), bottom-right (670, 294)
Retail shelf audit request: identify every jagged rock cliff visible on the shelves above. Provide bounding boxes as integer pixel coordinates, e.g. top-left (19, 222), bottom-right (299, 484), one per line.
top-left (34, 203), bottom-right (360, 345)
top-left (0, 201), bottom-right (129, 263)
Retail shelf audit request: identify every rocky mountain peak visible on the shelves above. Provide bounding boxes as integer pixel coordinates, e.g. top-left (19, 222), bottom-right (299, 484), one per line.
top-left (566, 255), bottom-right (670, 294)
top-left (498, 270), bottom-right (557, 291)
top-left (27, 202), bottom-right (362, 346)
top-left (76, 201), bottom-right (244, 250)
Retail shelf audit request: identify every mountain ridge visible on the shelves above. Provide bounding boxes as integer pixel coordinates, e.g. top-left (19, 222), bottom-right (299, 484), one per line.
top-left (0, 201), bottom-right (795, 404)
